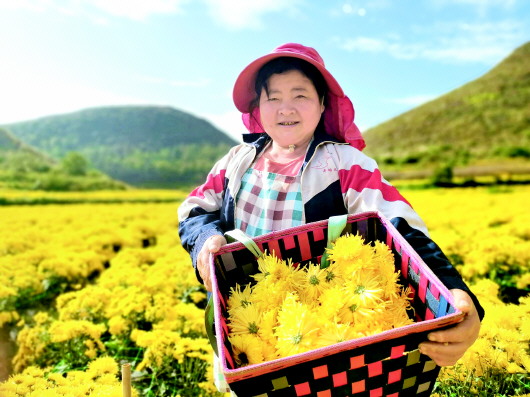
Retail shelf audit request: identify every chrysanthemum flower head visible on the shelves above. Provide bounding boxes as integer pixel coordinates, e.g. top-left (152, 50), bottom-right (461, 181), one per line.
top-left (317, 321), bottom-right (358, 348)
top-left (229, 334), bottom-right (264, 366)
top-left (274, 293), bottom-right (321, 357)
top-left (327, 234), bottom-right (376, 273)
top-left (227, 283), bottom-right (254, 314)
top-left (297, 262), bottom-right (328, 303)
top-left (228, 304), bottom-right (262, 337)
top-left (317, 286), bottom-right (344, 320)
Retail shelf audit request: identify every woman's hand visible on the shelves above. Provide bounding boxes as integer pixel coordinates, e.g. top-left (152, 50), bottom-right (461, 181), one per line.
top-left (197, 235), bottom-right (227, 292)
top-left (418, 289), bottom-right (481, 366)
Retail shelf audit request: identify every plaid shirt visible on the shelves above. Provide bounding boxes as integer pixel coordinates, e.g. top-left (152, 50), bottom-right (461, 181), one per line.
top-left (235, 166), bottom-right (303, 237)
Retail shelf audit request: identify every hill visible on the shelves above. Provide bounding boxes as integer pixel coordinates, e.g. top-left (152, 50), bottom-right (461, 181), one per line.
top-left (2, 105), bottom-right (238, 188)
top-left (362, 41), bottom-right (530, 181)
top-left (0, 127), bottom-right (126, 191)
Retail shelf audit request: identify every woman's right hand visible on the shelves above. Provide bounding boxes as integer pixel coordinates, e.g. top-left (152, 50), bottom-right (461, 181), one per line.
top-left (197, 235), bottom-right (227, 291)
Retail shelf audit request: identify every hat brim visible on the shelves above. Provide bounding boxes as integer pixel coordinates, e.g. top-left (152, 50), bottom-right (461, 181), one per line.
top-left (233, 51), bottom-right (344, 114)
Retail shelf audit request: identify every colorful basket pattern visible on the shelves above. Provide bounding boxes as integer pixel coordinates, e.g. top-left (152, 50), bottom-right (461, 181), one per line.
top-left (210, 211), bottom-right (463, 396)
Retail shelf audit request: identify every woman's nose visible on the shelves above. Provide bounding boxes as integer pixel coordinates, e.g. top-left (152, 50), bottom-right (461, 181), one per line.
top-left (278, 101), bottom-right (295, 115)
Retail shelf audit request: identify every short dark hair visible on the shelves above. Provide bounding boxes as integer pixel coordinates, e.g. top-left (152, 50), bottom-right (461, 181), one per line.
top-left (253, 57), bottom-right (328, 108)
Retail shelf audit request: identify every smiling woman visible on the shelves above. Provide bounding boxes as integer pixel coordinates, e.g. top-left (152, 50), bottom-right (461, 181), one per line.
top-left (178, 42), bottom-right (485, 396)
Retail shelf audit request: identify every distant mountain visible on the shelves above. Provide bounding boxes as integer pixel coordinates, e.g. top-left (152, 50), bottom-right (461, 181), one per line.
top-left (3, 106), bottom-right (238, 187)
top-left (363, 41), bottom-right (530, 179)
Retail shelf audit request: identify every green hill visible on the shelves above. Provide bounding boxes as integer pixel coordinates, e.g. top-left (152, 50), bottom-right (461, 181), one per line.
top-left (3, 105), bottom-right (238, 188)
top-left (0, 127), bottom-right (125, 191)
top-left (363, 41), bottom-right (530, 181)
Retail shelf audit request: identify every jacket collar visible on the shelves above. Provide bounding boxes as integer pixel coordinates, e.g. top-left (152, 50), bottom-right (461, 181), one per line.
top-left (242, 129), bottom-right (342, 152)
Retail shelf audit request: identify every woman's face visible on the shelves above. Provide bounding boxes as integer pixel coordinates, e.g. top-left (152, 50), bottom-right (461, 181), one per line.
top-left (259, 69), bottom-right (324, 149)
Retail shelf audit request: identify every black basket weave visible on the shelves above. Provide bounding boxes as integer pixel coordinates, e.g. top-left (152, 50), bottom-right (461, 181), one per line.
top-left (210, 212), bottom-right (463, 396)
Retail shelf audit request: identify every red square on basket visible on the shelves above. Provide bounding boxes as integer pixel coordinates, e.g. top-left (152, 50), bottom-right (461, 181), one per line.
top-left (388, 369), bottom-right (402, 384)
top-left (390, 344), bottom-right (406, 359)
top-left (317, 390), bottom-right (331, 397)
top-left (332, 371), bottom-right (347, 387)
top-left (368, 361), bottom-right (383, 377)
top-left (313, 364), bottom-right (329, 379)
top-left (351, 379), bottom-right (365, 393)
top-left (370, 387), bottom-right (383, 397)
top-left (350, 354), bottom-right (365, 369)
top-left (294, 382), bottom-right (311, 396)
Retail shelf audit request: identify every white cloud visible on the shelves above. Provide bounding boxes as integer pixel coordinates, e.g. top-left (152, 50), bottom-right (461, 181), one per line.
top-left (335, 20), bottom-right (527, 64)
top-left (203, 0), bottom-right (302, 30)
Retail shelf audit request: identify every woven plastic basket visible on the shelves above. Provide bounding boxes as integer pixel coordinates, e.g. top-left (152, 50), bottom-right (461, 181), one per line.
top-left (210, 211), bottom-right (463, 396)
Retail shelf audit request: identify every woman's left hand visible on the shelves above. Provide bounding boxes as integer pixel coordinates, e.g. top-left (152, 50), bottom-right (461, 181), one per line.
top-left (418, 289), bottom-right (481, 366)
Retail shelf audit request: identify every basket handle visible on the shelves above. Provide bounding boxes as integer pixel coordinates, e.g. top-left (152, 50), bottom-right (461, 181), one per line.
top-left (320, 214), bottom-right (348, 268)
top-left (224, 229), bottom-right (263, 258)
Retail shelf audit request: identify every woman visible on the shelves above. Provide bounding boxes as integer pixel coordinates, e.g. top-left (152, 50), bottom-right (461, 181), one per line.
top-left (178, 43), bottom-right (483, 370)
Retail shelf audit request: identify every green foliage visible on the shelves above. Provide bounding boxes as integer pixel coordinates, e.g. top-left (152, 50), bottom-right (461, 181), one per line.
top-left (494, 145), bottom-right (530, 159)
top-left (33, 173), bottom-right (127, 191)
top-left (363, 41), bottom-right (530, 177)
top-left (434, 366), bottom-right (530, 396)
top-left (430, 164), bottom-right (454, 187)
top-left (84, 143), bottom-right (232, 187)
top-left (0, 127), bottom-right (127, 191)
top-left (61, 152), bottom-right (89, 176)
top-left (3, 151), bottom-right (52, 173)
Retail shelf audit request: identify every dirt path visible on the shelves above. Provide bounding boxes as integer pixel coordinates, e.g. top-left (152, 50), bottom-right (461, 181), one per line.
top-left (0, 325), bottom-right (14, 382)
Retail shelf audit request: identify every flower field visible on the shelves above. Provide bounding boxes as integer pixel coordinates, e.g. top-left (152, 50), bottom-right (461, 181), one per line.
top-left (0, 186), bottom-right (529, 396)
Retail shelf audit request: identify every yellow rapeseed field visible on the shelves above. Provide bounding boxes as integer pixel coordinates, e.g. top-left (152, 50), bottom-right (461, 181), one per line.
top-left (0, 185), bottom-right (529, 396)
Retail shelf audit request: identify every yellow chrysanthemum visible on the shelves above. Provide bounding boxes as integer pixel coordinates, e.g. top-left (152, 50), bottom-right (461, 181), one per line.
top-left (322, 262), bottom-right (343, 287)
top-left (338, 293), bottom-right (387, 327)
top-left (228, 304), bottom-right (262, 336)
top-left (227, 283), bottom-right (254, 313)
top-left (297, 262), bottom-right (328, 302)
top-left (317, 321), bottom-right (358, 348)
top-left (229, 334), bottom-right (264, 366)
top-left (316, 286), bottom-right (344, 320)
top-left (274, 293), bottom-right (320, 358)
top-left (86, 356), bottom-right (119, 379)
top-left (327, 234), bottom-right (376, 275)
top-left (252, 253), bottom-right (305, 291)
top-left (251, 278), bottom-right (293, 312)
top-left (343, 270), bottom-right (384, 308)
top-left (259, 308), bottom-right (278, 345)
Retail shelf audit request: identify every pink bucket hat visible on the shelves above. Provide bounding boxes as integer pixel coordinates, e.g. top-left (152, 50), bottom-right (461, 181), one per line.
top-left (232, 43), bottom-right (365, 151)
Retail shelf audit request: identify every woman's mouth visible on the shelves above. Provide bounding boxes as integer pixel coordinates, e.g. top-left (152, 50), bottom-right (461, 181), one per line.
top-left (279, 121), bottom-right (299, 126)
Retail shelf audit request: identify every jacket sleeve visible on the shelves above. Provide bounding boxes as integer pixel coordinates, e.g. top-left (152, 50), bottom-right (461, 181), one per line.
top-left (178, 147), bottom-right (238, 283)
top-left (339, 149), bottom-right (485, 320)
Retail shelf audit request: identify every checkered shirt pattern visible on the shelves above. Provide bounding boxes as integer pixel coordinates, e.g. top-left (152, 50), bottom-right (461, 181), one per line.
top-left (235, 167), bottom-right (303, 237)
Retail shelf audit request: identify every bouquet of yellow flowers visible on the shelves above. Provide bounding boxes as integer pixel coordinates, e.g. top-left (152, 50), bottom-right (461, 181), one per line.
top-left (226, 233), bottom-right (413, 367)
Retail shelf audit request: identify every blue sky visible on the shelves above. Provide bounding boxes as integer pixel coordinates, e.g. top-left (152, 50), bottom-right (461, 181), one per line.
top-left (0, 0), bottom-right (529, 142)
